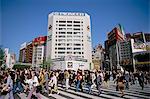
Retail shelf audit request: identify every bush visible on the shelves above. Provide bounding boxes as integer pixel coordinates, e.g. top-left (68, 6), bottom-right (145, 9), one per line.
top-left (13, 64), bottom-right (31, 70)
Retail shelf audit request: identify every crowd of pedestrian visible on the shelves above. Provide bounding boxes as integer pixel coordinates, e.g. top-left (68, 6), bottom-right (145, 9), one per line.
top-left (0, 67), bottom-right (150, 99)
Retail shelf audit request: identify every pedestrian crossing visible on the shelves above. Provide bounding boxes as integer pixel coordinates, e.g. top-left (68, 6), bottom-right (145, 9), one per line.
top-left (16, 83), bottom-right (150, 99)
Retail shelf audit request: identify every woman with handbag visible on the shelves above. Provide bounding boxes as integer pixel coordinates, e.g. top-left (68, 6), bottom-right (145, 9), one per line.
top-left (48, 72), bottom-right (59, 96)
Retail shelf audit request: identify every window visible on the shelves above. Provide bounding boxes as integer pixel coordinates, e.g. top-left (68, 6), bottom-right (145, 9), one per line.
top-left (58, 47), bottom-right (65, 50)
top-left (67, 43), bottom-right (72, 46)
top-left (58, 35), bottom-right (65, 38)
top-left (67, 35), bottom-right (72, 38)
top-left (59, 24), bottom-right (66, 26)
top-left (59, 21), bottom-right (66, 23)
top-left (58, 52), bottom-right (65, 54)
top-left (67, 28), bottom-right (72, 30)
top-left (74, 48), bottom-right (81, 50)
top-left (59, 28), bottom-right (66, 30)
top-left (74, 25), bottom-right (80, 27)
top-left (58, 39), bottom-right (66, 42)
top-left (74, 28), bottom-right (80, 30)
top-left (67, 32), bottom-right (72, 34)
top-left (74, 44), bottom-right (81, 46)
top-left (67, 24), bottom-right (72, 26)
top-left (67, 52), bottom-right (72, 54)
top-left (58, 43), bottom-right (65, 46)
top-left (74, 32), bottom-right (80, 34)
top-left (67, 47), bottom-right (72, 50)
top-left (59, 32), bottom-right (65, 34)
top-left (67, 21), bottom-right (72, 23)
top-left (74, 21), bottom-right (80, 23)
top-left (74, 35), bottom-right (81, 38)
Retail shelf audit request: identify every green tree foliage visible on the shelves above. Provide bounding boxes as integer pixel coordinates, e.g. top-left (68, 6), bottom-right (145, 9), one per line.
top-left (0, 47), bottom-right (5, 66)
top-left (13, 63), bottom-right (31, 70)
top-left (40, 56), bottom-right (52, 70)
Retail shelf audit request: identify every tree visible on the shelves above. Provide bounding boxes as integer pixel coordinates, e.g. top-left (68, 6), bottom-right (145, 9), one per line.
top-left (0, 47), bottom-right (5, 67)
top-left (40, 56), bottom-right (52, 70)
top-left (13, 63), bottom-right (31, 70)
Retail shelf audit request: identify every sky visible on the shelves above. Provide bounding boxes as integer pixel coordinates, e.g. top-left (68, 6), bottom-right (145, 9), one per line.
top-left (1, 0), bottom-right (149, 60)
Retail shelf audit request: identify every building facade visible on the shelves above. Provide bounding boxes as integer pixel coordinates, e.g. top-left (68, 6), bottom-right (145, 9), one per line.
top-left (92, 44), bottom-right (104, 70)
top-left (32, 36), bottom-right (47, 67)
top-left (19, 42), bottom-right (33, 64)
top-left (4, 48), bottom-right (16, 69)
top-left (118, 41), bottom-right (132, 71)
top-left (105, 24), bottom-right (125, 71)
top-left (19, 42), bottom-right (27, 63)
top-left (46, 12), bottom-right (92, 70)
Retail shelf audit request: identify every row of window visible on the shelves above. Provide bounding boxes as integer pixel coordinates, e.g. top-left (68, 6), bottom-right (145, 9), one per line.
top-left (58, 24), bottom-right (82, 27)
top-left (55, 47), bottom-right (83, 50)
top-left (55, 51), bottom-right (84, 54)
top-left (56, 21), bottom-right (83, 23)
top-left (55, 35), bottom-right (83, 38)
top-left (56, 43), bottom-right (83, 46)
top-left (57, 28), bottom-right (82, 30)
top-left (55, 55), bottom-right (84, 58)
top-left (56, 32), bottom-right (83, 34)
top-left (55, 39), bottom-right (83, 42)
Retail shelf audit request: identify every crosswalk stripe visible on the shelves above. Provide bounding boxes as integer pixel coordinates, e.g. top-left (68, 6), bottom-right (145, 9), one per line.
top-left (15, 83), bottom-right (150, 99)
top-left (105, 87), bottom-right (150, 98)
top-left (60, 86), bottom-right (123, 99)
top-left (59, 90), bottom-right (87, 99)
top-left (59, 87), bottom-right (104, 99)
top-left (50, 94), bottom-right (67, 99)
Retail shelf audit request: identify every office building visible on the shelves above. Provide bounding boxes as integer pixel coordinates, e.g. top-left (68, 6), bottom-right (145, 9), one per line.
top-left (32, 36), bottom-right (47, 67)
top-left (46, 12), bottom-right (92, 70)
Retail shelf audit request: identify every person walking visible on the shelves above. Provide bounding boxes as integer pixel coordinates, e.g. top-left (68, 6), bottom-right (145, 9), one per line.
top-left (1, 70), bottom-right (14, 99)
top-left (103, 71), bottom-right (110, 89)
top-left (118, 72), bottom-right (125, 98)
top-left (85, 71), bottom-right (92, 94)
top-left (75, 72), bottom-right (82, 92)
top-left (48, 72), bottom-right (59, 96)
top-left (97, 71), bottom-right (103, 96)
top-left (26, 70), bottom-right (41, 99)
top-left (64, 70), bottom-right (70, 90)
top-left (138, 71), bottom-right (144, 90)
top-left (124, 71), bottom-right (130, 90)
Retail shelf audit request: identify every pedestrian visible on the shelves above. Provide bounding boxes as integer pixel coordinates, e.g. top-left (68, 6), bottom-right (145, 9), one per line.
top-left (1, 70), bottom-right (14, 99)
top-left (118, 72), bottom-right (125, 97)
top-left (97, 71), bottom-right (103, 96)
top-left (64, 70), bottom-right (70, 90)
top-left (91, 71), bottom-right (96, 89)
top-left (75, 71), bottom-right (82, 92)
top-left (48, 72), bottom-right (59, 96)
top-left (103, 71), bottom-right (110, 89)
top-left (124, 71), bottom-right (130, 90)
top-left (138, 71), bottom-right (144, 90)
top-left (26, 70), bottom-right (41, 99)
top-left (13, 70), bottom-right (24, 94)
top-left (85, 70), bottom-right (92, 94)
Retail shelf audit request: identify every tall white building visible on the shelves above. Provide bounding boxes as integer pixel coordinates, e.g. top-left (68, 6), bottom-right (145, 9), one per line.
top-left (4, 48), bottom-right (16, 69)
top-left (46, 12), bottom-right (92, 70)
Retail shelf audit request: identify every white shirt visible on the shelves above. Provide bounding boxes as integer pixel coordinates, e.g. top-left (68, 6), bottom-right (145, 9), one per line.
top-left (25, 76), bottom-right (39, 90)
